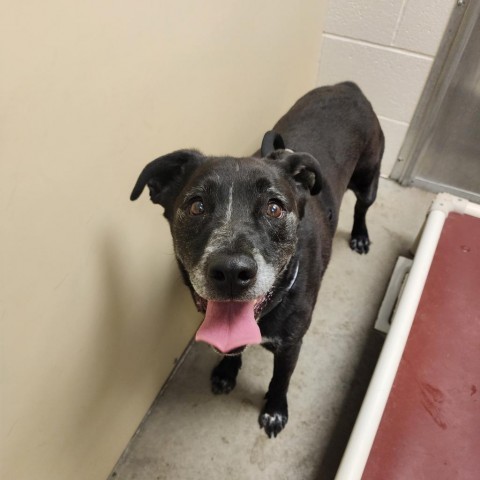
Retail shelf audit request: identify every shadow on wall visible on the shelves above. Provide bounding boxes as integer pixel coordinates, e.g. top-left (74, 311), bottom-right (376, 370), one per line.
top-left (62, 222), bottom-right (198, 467)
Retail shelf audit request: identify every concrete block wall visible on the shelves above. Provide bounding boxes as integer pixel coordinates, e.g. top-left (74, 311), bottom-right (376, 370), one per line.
top-left (317, 0), bottom-right (456, 176)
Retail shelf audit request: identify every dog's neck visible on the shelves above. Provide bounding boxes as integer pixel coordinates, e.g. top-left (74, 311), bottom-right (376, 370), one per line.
top-left (260, 257), bottom-right (299, 318)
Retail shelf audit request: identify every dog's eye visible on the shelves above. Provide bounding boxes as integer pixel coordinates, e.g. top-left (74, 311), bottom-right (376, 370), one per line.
top-left (266, 201), bottom-right (285, 219)
top-left (189, 199), bottom-right (205, 216)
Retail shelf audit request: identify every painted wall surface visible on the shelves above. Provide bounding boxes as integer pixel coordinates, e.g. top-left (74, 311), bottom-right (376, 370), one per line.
top-left (0, 2), bottom-right (326, 479)
top-left (317, 0), bottom-right (455, 176)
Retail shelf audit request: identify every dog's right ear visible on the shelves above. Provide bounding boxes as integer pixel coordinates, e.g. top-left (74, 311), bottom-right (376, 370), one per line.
top-left (261, 130), bottom-right (286, 157)
top-left (130, 149), bottom-right (204, 216)
top-left (269, 151), bottom-right (322, 196)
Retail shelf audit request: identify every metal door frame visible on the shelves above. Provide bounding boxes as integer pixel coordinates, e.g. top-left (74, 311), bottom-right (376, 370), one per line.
top-left (391, 0), bottom-right (480, 202)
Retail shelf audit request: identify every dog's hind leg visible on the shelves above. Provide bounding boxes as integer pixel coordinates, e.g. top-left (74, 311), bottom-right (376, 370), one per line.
top-left (349, 167), bottom-right (380, 254)
top-left (348, 128), bottom-right (383, 254)
top-left (211, 355), bottom-right (242, 395)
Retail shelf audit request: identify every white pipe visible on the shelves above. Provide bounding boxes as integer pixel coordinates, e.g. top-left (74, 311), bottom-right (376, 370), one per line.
top-left (335, 207), bottom-right (447, 480)
top-left (432, 192), bottom-right (480, 218)
top-left (465, 201), bottom-right (480, 218)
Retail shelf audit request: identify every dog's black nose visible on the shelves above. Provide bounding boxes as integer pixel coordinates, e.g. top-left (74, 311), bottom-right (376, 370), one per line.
top-left (207, 253), bottom-right (257, 296)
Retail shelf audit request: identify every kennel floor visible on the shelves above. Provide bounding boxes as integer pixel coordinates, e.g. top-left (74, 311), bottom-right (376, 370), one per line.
top-left (108, 179), bottom-right (434, 480)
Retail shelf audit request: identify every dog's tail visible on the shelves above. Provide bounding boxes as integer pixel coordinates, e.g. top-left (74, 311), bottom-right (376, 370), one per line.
top-left (261, 130), bottom-right (286, 157)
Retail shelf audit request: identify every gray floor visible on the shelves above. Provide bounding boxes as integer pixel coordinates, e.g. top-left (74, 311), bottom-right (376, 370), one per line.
top-left (109, 180), bottom-right (434, 480)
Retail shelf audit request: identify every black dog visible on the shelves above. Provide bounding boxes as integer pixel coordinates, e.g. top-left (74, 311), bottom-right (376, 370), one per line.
top-left (130, 82), bottom-right (384, 438)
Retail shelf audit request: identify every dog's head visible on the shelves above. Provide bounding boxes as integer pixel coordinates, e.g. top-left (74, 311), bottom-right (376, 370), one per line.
top-left (131, 147), bottom-right (322, 353)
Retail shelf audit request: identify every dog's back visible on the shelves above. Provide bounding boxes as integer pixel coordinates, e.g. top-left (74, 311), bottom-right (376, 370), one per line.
top-left (262, 81), bottom-right (384, 254)
top-left (271, 82), bottom-right (383, 199)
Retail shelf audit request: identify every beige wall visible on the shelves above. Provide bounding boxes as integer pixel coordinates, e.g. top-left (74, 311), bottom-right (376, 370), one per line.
top-left (0, 1), bottom-right (326, 479)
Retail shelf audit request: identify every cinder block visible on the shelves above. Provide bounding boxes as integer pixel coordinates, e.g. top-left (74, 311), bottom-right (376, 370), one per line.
top-left (393, 0), bottom-right (454, 56)
top-left (325, 0), bottom-right (404, 45)
top-left (317, 35), bottom-right (433, 123)
top-left (378, 116), bottom-right (410, 176)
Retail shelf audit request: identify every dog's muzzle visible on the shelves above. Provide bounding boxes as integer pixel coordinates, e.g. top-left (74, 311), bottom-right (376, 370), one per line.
top-left (192, 253), bottom-right (266, 354)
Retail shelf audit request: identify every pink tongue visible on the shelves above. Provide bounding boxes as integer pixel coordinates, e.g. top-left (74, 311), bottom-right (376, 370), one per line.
top-left (195, 301), bottom-right (262, 353)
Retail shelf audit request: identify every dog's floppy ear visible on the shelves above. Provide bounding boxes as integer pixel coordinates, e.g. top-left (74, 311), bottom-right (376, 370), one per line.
top-left (273, 152), bottom-right (322, 195)
top-left (130, 149), bottom-right (204, 216)
top-left (261, 130), bottom-right (286, 157)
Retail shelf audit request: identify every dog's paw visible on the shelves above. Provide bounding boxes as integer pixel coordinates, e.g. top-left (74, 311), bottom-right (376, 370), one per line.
top-left (258, 396), bottom-right (288, 438)
top-left (259, 410), bottom-right (288, 438)
top-left (211, 358), bottom-right (241, 395)
top-left (350, 235), bottom-right (371, 254)
top-left (211, 373), bottom-right (236, 394)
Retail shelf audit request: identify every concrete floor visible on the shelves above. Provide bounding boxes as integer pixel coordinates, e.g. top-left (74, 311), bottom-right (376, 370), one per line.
top-left (109, 180), bottom-right (434, 480)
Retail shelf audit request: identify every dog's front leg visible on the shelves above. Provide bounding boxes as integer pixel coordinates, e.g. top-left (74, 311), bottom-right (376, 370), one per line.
top-left (211, 355), bottom-right (242, 395)
top-left (259, 341), bottom-right (302, 438)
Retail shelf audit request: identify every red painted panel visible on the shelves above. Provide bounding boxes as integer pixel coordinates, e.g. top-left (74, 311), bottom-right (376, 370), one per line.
top-left (363, 213), bottom-right (480, 480)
